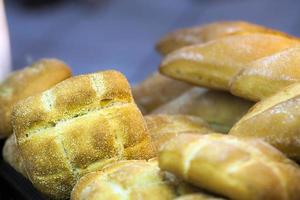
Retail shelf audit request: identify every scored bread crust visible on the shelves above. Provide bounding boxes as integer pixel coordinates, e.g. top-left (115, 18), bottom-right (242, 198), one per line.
top-left (156, 21), bottom-right (298, 56)
top-left (12, 70), bottom-right (155, 199)
top-left (159, 33), bottom-right (300, 91)
top-left (71, 160), bottom-right (178, 200)
top-left (132, 72), bottom-right (192, 114)
top-left (229, 82), bottom-right (300, 160)
top-left (230, 47), bottom-right (300, 101)
top-left (159, 133), bottom-right (300, 200)
top-left (0, 59), bottom-right (72, 138)
top-left (145, 114), bottom-right (212, 152)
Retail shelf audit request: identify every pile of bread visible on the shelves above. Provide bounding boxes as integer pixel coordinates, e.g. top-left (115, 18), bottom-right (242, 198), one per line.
top-left (2, 21), bottom-right (300, 200)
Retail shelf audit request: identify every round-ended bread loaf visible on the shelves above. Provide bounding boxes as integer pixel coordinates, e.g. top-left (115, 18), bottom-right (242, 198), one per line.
top-left (12, 70), bottom-right (155, 199)
top-left (0, 59), bottom-right (72, 138)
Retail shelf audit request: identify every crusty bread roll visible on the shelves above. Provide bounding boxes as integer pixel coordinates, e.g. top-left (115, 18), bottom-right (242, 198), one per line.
top-left (159, 33), bottom-right (300, 91)
top-left (71, 160), bottom-right (196, 200)
top-left (2, 134), bottom-right (27, 177)
top-left (230, 82), bottom-right (300, 160)
top-left (145, 114), bottom-right (212, 151)
top-left (156, 21), bottom-right (297, 56)
top-left (151, 88), bottom-right (253, 133)
top-left (175, 194), bottom-right (226, 200)
top-left (133, 72), bottom-right (191, 113)
top-left (12, 70), bottom-right (155, 199)
top-left (159, 133), bottom-right (300, 200)
top-left (0, 59), bottom-right (71, 138)
top-left (230, 47), bottom-right (300, 101)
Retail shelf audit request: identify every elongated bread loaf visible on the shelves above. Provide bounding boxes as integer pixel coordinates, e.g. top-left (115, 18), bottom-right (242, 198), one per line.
top-left (71, 160), bottom-right (197, 200)
top-left (12, 70), bottom-right (155, 199)
top-left (133, 72), bottom-right (191, 113)
top-left (230, 82), bottom-right (300, 160)
top-left (159, 33), bottom-right (300, 91)
top-left (156, 21), bottom-right (296, 56)
top-left (159, 133), bottom-right (300, 200)
top-left (230, 47), bottom-right (300, 101)
top-left (0, 59), bottom-right (71, 138)
top-left (145, 114), bottom-right (212, 151)
top-left (2, 134), bottom-right (27, 177)
top-left (152, 88), bottom-right (253, 133)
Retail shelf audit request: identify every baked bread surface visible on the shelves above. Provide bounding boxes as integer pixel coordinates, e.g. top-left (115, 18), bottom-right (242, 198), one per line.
top-left (0, 59), bottom-right (71, 137)
top-left (159, 133), bottom-right (300, 200)
top-left (12, 70), bottom-right (155, 199)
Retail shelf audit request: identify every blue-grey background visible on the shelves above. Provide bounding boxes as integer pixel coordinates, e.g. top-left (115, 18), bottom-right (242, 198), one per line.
top-left (5, 0), bottom-right (300, 84)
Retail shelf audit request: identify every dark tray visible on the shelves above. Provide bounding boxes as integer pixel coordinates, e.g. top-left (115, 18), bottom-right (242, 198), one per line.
top-left (0, 139), bottom-right (45, 200)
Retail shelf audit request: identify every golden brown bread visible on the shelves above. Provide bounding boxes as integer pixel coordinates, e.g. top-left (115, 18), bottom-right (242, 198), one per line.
top-left (145, 114), bottom-right (212, 151)
top-left (229, 82), bottom-right (300, 160)
top-left (159, 33), bottom-right (300, 91)
top-left (132, 72), bottom-right (192, 113)
top-left (151, 88), bottom-right (253, 133)
top-left (2, 134), bottom-right (27, 177)
top-left (230, 47), bottom-right (300, 101)
top-left (12, 70), bottom-right (155, 199)
top-left (71, 160), bottom-right (175, 200)
top-left (156, 21), bottom-right (297, 56)
top-left (175, 194), bottom-right (226, 200)
top-left (71, 160), bottom-right (200, 200)
top-left (0, 59), bottom-right (71, 138)
top-left (159, 133), bottom-right (300, 200)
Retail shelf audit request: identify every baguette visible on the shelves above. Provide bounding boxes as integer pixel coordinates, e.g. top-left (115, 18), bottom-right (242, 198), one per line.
top-left (145, 114), bottom-right (212, 151)
top-left (159, 133), bottom-right (300, 200)
top-left (230, 47), bottom-right (300, 101)
top-left (156, 21), bottom-right (296, 56)
top-left (230, 82), bottom-right (300, 160)
top-left (12, 70), bottom-right (155, 199)
top-left (159, 33), bottom-right (300, 91)
top-left (175, 194), bottom-right (226, 200)
top-left (133, 72), bottom-right (191, 113)
top-left (152, 88), bottom-right (253, 133)
top-left (71, 160), bottom-right (197, 200)
top-left (0, 59), bottom-right (71, 138)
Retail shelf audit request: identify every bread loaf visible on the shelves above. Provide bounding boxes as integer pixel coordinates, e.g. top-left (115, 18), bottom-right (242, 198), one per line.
top-left (12, 70), bottom-right (155, 199)
top-left (71, 160), bottom-right (196, 200)
top-left (159, 133), bottom-right (300, 200)
top-left (2, 134), bottom-right (27, 177)
top-left (133, 72), bottom-right (191, 113)
top-left (230, 82), bottom-right (300, 160)
top-left (156, 21), bottom-right (296, 56)
top-left (230, 47), bottom-right (300, 101)
top-left (152, 88), bottom-right (253, 133)
top-left (145, 114), bottom-right (212, 151)
top-left (0, 59), bottom-right (71, 138)
top-left (159, 33), bottom-right (300, 91)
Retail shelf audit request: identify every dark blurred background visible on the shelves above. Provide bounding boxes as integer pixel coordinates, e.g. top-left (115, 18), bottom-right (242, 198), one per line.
top-left (5, 0), bottom-right (300, 84)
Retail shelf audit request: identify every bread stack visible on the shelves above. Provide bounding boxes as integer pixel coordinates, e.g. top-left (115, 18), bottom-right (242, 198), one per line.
top-left (2, 21), bottom-right (300, 200)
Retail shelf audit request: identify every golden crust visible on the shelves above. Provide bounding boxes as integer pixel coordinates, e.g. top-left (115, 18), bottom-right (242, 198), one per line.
top-left (12, 70), bottom-right (155, 199)
top-left (230, 47), bottom-right (300, 101)
top-left (159, 133), bottom-right (300, 200)
top-left (145, 114), bottom-right (212, 151)
top-left (229, 82), bottom-right (300, 160)
top-left (2, 134), bottom-right (27, 177)
top-left (132, 72), bottom-right (192, 113)
top-left (156, 21), bottom-right (297, 56)
top-left (175, 194), bottom-right (226, 200)
top-left (0, 59), bottom-right (72, 138)
top-left (159, 33), bottom-right (300, 91)
top-left (151, 88), bottom-right (253, 133)
top-left (71, 160), bottom-right (185, 200)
